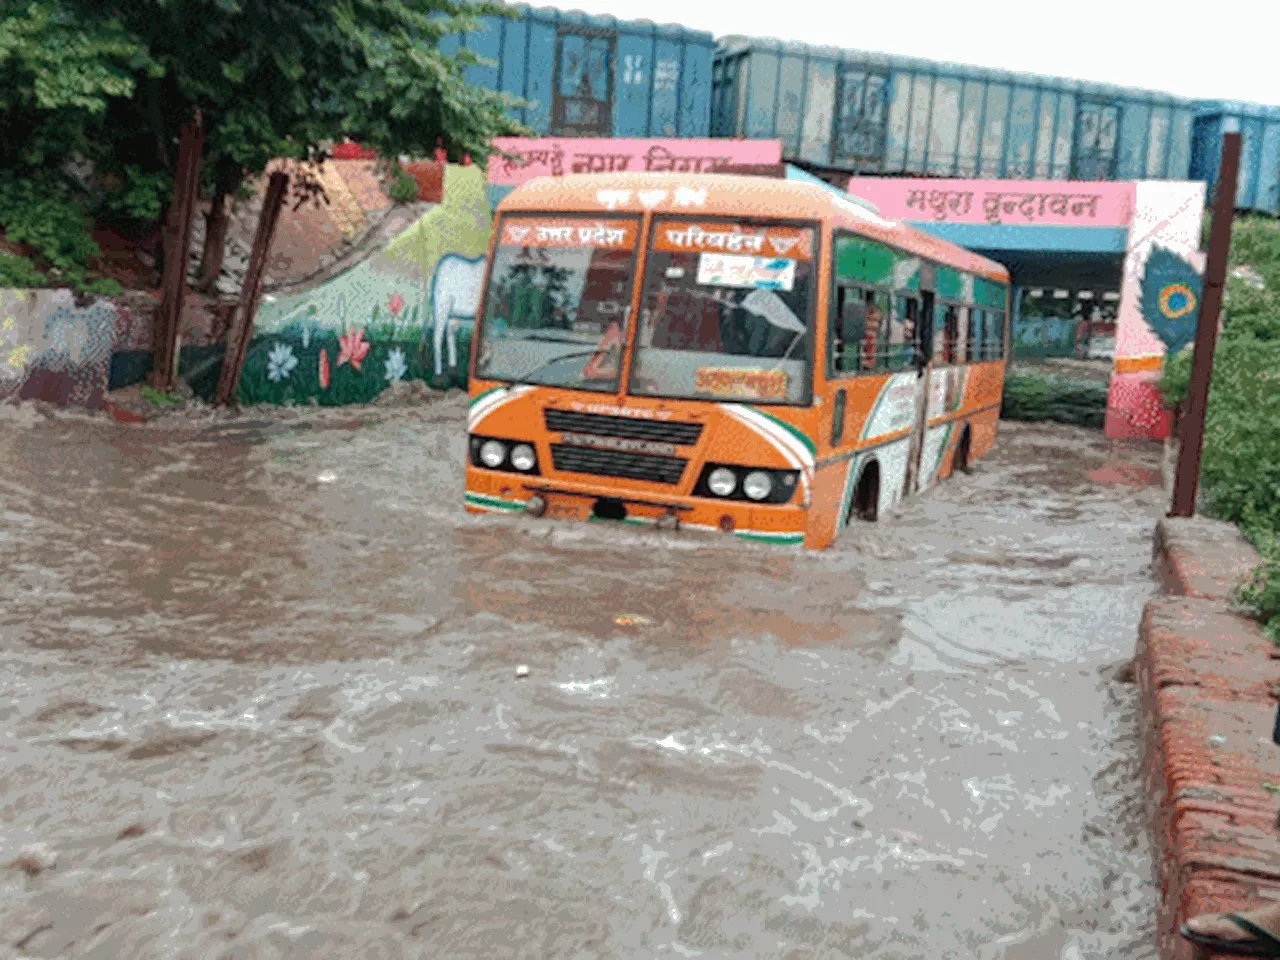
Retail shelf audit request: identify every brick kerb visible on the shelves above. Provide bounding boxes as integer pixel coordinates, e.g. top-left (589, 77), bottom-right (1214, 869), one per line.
top-left (1141, 516), bottom-right (1273, 959)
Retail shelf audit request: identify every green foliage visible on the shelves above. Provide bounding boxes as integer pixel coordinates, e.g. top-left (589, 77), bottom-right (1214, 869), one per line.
top-left (140, 385), bottom-right (182, 406)
top-left (0, 0), bottom-right (530, 292)
top-left (0, 174), bottom-right (100, 270)
top-left (0, 251), bottom-right (48, 288)
top-left (79, 275), bottom-right (123, 295)
top-left (1195, 337), bottom-right (1280, 533)
top-left (0, 2), bottom-right (155, 114)
top-left (1160, 345), bottom-right (1193, 408)
top-left (97, 165), bottom-right (171, 222)
top-left (0, 2), bottom-right (159, 292)
top-left (387, 169), bottom-right (420, 204)
top-left (1165, 213), bottom-right (1280, 641)
top-left (1001, 371), bottom-right (1108, 428)
top-left (1227, 215), bottom-right (1280, 286)
top-left (0, 170), bottom-right (125, 294)
top-left (1238, 535), bottom-right (1280, 643)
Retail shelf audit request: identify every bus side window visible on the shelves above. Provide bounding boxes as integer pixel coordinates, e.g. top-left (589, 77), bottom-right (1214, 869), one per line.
top-left (885, 294), bottom-right (910, 371)
top-left (992, 310), bottom-right (1007, 359)
top-left (932, 299), bottom-right (948, 363)
top-left (892, 295), bottom-right (918, 371)
top-left (973, 309), bottom-right (987, 361)
top-left (832, 285), bottom-right (867, 376)
top-left (919, 292), bottom-right (935, 364)
top-left (949, 305), bottom-right (966, 365)
top-left (964, 306), bottom-right (977, 363)
top-left (866, 290), bottom-right (891, 371)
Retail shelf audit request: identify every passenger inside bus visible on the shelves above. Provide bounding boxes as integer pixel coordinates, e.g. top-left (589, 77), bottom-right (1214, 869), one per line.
top-left (862, 297), bottom-right (883, 371)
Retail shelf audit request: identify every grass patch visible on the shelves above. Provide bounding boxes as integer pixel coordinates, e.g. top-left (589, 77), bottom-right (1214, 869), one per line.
top-left (139, 386), bottom-right (183, 407)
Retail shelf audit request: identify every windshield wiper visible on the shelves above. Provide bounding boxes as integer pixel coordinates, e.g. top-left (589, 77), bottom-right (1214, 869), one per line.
top-left (516, 331), bottom-right (595, 345)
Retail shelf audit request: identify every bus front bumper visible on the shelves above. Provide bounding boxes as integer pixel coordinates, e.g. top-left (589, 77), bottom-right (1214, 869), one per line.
top-left (463, 468), bottom-right (808, 546)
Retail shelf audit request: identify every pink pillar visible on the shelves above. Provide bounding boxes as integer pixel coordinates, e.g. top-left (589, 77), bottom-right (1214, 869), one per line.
top-left (1105, 181), bottom-right (1207, 441)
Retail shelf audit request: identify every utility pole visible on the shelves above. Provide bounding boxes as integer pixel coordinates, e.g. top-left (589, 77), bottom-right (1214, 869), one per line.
top-left (152, 111), bottom-right (204, 393)
top-left (1168, 132), bottom-right (1241, 518)
top-left (215, 171), bottom-right (290, 407)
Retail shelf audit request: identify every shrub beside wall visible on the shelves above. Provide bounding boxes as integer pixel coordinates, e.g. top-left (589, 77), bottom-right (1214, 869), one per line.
top-left (1001, 371), bottom-right (1109, 428)
top-left (1161, 215), bottom-right (1280, 641)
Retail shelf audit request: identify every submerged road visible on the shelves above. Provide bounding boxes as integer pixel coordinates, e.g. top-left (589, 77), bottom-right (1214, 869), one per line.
top-left (0, 397), bottom-right (1166, 959)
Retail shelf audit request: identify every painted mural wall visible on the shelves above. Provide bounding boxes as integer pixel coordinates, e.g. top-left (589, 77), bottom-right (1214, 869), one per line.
top-left (239, 164), bottom-right (492, 405)
top-left (1106, 181), bottom-right (1207, 440)
top-left (0, 289), bottom-right (142, 407)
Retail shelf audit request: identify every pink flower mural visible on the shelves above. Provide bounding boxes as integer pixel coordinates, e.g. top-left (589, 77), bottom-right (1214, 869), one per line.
top-left (319, 348), bottom-right (331, 389)
top-left (388, 294), bottom-right (405, 318)
top-left (337, 327), bottom-right (370, 371)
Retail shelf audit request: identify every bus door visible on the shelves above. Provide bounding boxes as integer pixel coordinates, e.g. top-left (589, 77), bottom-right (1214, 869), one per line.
top-left (905, 289), bottom-right (935, 495)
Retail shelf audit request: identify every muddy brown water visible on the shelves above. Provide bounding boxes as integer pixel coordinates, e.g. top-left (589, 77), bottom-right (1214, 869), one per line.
top-left (0, 398), bottom-right (1166, 959)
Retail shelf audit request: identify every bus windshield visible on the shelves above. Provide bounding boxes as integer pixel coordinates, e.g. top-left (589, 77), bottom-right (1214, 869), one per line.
top-left (475, 216), bottom-right (640, 392)
top-left (629, 219), bottom-right (816, 405)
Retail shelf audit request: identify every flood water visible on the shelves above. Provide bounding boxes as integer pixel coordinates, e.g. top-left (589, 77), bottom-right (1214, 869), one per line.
top-left (0, 397), bottom-right (1166, 959)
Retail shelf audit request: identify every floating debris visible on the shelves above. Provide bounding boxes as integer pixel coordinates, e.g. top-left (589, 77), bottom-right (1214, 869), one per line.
top-left (10, 843), bottom-right (57, 876)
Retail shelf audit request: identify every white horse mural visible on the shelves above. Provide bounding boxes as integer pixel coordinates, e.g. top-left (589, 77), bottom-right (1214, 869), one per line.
top-left (430, 254), bottom-right (486, 379)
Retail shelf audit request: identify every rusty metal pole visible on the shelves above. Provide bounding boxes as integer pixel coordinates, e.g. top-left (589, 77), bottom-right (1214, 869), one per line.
top-left (1168, 132), bottom-right (1241, 518)
top-left (152, 112), bottom-right (205, 392)
top-left (215, 171), bottom-right (289, 407)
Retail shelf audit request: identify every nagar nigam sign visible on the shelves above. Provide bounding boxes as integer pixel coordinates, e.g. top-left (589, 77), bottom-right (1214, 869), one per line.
top-left (487, 137), bottom-right (784, 188)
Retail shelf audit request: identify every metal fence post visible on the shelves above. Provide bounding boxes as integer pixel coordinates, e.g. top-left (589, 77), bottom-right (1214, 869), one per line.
top-left (1168, 132), bottom-right (1241, 518)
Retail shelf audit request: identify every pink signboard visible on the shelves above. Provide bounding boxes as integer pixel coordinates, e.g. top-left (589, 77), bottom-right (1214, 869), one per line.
top-left (487, 138), bottom-right (784, 188)
top-left (846, 178), bottom-right (1136, 228)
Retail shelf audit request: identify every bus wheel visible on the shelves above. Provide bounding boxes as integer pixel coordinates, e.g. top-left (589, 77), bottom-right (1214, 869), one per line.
top-left (849, 461), bottom-right (880, 524)
top-left (954, 426), bottom-right (973, 475)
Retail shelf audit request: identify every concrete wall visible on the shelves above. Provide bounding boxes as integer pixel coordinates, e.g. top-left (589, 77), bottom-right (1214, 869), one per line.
top-left (0, 289), bottom-right (145, 408)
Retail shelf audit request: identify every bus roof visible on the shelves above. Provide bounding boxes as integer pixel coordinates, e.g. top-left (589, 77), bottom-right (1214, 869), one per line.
top-left (497, 172), bottom-right (1011, 285)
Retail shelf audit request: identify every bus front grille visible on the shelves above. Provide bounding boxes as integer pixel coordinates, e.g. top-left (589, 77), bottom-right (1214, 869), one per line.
top-left (550, 444), bottom-right (688, 485)
top-left (544, 409), bottom-right (703, 447)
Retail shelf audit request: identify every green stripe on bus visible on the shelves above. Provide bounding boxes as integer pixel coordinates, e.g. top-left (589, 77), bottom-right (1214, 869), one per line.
top-left (465, 492), bottom-right (525, 511)
top-left (468, 387), bottom-right (502, 409)
top-left (734, 530), bottom-right (805, 545)
top-left (746, 406), bottom-right (816, 458)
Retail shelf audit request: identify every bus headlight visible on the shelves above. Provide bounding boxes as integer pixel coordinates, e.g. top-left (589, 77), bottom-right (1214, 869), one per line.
top-left (470, 435), bottom-right (541, 475)
top-left (742, 471), bottom-right (773, 501)
top-left (510, 444), bottom-right (537, 472)
top-left (479, 440), bottom-right (507, 468)
top-left (707, 468), bottom-right (737, 497)
top-left (697, 464), bottom-right (800, 504)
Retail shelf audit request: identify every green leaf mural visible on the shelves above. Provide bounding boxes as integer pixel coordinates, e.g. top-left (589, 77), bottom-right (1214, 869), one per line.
top-left (216, 327), bottom-right (472, 407)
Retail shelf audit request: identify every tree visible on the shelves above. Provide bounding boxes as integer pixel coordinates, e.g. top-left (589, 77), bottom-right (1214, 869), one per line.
top-left (67, 0), bottom-right (529, 283)
top-left (8, 0), bottom-right (528, 395)
top-left (0, 1), bottom-right (158, 292)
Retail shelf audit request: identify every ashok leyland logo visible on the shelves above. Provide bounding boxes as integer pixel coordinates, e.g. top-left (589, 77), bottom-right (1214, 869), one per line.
top-left (561, 432), bottom-right (678, 456)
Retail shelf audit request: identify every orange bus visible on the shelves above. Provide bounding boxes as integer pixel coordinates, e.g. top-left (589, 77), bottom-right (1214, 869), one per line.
top-left (464, 173), bottom-right (1011, 549)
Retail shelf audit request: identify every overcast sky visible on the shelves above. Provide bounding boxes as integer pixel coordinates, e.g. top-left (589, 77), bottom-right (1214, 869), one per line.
top-left (544, 0), bottom-right (1271, 104)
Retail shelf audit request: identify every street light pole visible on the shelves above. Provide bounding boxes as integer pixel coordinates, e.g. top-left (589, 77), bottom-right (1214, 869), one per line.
top-left (1168, 132), bottom-right (1242, 518)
